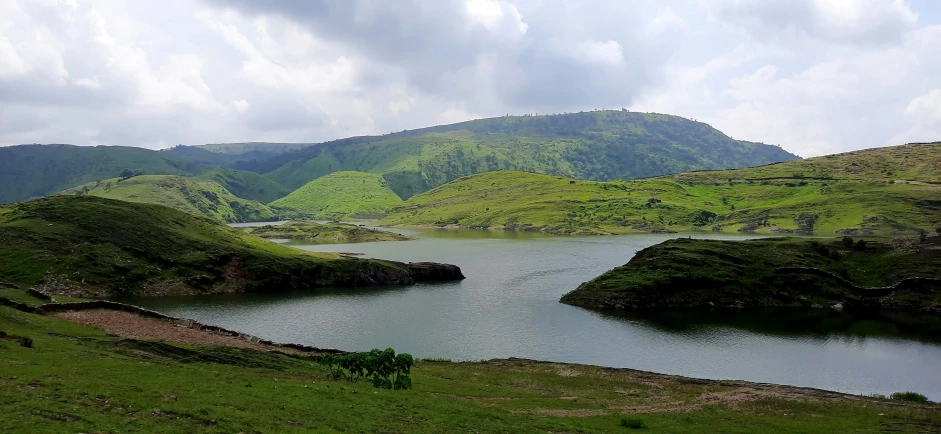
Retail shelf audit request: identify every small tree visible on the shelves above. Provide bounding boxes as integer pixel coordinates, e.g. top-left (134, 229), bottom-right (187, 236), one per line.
top-left (119, 168), bottom-right (134, 179)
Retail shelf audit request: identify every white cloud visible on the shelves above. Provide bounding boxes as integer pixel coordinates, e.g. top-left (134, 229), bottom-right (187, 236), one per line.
top-left (231, 99), bottom-right (249, 113)
top-left (0, 0), bottom-right (939, 157)
top-left (71, 77), bottom-right (101, 89)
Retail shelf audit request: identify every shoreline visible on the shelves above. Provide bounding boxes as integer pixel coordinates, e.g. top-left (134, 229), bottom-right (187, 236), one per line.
top-left (7, 296), bottom-right (937, 405)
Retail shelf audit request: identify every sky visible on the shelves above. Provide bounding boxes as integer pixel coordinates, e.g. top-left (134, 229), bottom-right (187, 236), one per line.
top-left (1, 0), bottom-right (940, 157)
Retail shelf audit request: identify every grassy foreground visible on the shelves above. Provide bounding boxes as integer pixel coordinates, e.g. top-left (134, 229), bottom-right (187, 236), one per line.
top-left (61, 175), bottom-right (276, 223)
top-left (381, 143), bottom-right (941, 235)
top-left (562, 236), bottom-right (941, 312)
top-left (270, 171), bottom-right (405, 220)
top-left (2, 306), bottom-right (938, 433)
top-left (0, 196), bottom-right (425, 297)
top-left (243, 221), bottom-right (413, 244)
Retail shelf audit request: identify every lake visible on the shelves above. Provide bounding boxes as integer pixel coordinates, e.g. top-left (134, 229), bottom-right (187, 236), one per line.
top-left (124, 227), bottom-right (941, 401)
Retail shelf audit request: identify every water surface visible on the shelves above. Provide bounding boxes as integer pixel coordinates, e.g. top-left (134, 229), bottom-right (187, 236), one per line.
top-left (126, 228), bottom-right (941, 400)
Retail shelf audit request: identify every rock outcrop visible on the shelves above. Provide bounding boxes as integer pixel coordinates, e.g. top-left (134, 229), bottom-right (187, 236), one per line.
top-left (407, 262), bottom-right (466, 282)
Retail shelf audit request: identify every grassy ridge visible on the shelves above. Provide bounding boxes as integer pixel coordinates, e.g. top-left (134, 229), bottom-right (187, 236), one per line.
top-left (381, 143), bottom-right (941, 235)
top-left (1, 306), bottom-right (938, 433)
top-left (61, 175), bottom-right (276, 223)
top-left (561, 236), bottom-right (941, 313)
top-left (270, 171), bottom-right (405, 220)
top-left (193, 167), bottom-right (290, 203)
top-left (253, 111), bottom-right (798, 197)
top-left (243, 221), bottom-right (412, 244)
top-left (0, 196), bottom-right (415, 297)
top-left (0, 145), bottom-right (202, 204)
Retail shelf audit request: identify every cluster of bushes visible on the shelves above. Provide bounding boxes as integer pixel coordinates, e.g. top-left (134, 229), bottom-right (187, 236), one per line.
top-left (318, 348), bottom-right (414, 390)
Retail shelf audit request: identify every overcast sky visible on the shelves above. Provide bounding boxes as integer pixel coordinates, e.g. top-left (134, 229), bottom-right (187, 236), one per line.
top-left (1, 0), bottom-right (940, 157)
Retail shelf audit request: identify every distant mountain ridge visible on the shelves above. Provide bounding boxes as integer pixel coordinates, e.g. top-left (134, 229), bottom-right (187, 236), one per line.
top-left (1, 110), bottom-right (798, 209)
top-left (231, 110), bottom-right (799, 198)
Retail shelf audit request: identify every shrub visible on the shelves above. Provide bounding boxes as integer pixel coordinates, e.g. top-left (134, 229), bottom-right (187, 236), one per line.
top-left (854, 239), bottom-right (867, 251)
top-left (890, 391), bottom-right (928, 403)
top-left (318, 348), bottom-right (414, 390)
top-left (621, 418), bottom-right (645, 429)
top-left (841, 237), bottom-right (854, 248)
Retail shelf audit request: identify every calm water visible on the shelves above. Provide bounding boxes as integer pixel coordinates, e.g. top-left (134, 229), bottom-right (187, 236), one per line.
top-left (124, 227), bottom-right (941, 400)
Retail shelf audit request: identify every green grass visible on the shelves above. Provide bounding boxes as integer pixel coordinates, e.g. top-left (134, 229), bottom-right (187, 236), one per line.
top-left (243, 221), bottom-right (413, 244)
top-left (1, 305), bottom-right (938, 433)
top-left (251, 110), bottom-right (797, 197)
top-left (0, 196), bottom-right (414, 297)
top-left (380, 143), bottom-right (941, 236)
top-left (561, 236), bottom-right (941, 311)
top-left (192, 167), bottom-right (290, 203)
top-left (270, 171), bottom-right (405, 220)
top-left (60, 175), bottom-right (277, 223)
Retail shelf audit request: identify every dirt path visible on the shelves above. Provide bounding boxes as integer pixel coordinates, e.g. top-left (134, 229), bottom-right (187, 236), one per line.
top-left (54, 310), bottom-right (307, 355)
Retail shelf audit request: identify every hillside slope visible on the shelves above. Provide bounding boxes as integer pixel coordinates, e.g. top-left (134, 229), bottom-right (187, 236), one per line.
top-left (380, 143), bottom-right (941, 236)
top-left (0, 196), bottom-right (458, 297)
top-left (192, 167), bottom-right (290, 203)
top-left (561, 237), bottom-right (941, 313)
top-left (61, 175), bottom-right (276, 223)
top-left (0, 145), bottom-right (202, 204)
top-left (244, 111), bottom-right (798, 198)
top-left (270, 171), bottom-right (404, 220)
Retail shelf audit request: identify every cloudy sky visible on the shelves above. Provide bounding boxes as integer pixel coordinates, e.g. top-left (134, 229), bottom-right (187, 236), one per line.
top-left (1, 0), bottom-right (939, 157)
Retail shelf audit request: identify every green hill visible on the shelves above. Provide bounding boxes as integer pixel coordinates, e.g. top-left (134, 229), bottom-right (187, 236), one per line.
top-left (561, 236), bottom-right (941, 313)
top-left (61, 175), bottom-right (276, 223)
top-left (0, 145), bottom-right (203, 204)
top-left (270, 171), bottom-right (405, 220)
top-left (192, 167), bottom-right (290, 203)
top-left (0, 196), bottom-right (431, 297)
top-left (380, 143), bottom-right (941, 236)
top-left (244, 111), bottom-right (798, 198)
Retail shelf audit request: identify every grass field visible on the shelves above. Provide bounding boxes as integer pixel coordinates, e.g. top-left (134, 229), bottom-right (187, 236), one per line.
top-left (61, 175), bottom-right (276, 223)
top-left (1, 305), bottom-right (938, 433)
top-left (380, 143), bottom-right (941, 236)
top-left (270, 171), bottom-right (405, 220)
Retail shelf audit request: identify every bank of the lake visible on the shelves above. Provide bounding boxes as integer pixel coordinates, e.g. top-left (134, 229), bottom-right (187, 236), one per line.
top-left (123, 227), bottom-right (941, 401)
top-left (5, 305), bottom-right (939, 433)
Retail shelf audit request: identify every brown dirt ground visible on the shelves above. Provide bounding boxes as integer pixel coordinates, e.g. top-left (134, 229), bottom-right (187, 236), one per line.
top-left (53, 310), bottom-right (306, 355)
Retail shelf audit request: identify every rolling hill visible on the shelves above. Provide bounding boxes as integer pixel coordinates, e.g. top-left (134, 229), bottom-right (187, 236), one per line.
top-left (379, 143), bottom-right (941, 236)
top-left (61, 175), bottom-right (276, 223)
top-left (237, 111), bottom-right (799, 198)
top-left (0, 144), bottom-right (203, 204)
top-left (0, 196), bottom-right (450, 297)
top-left (192, 167), bottom-right (290, 203)
top-left (270, 171), bottom-right (405, 220)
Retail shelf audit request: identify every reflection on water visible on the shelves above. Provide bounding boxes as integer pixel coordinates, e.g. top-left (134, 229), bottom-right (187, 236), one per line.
top-left (597, 309), bottom-right (941, 345)
top-left (123, 227), bottom-right (941, 401)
